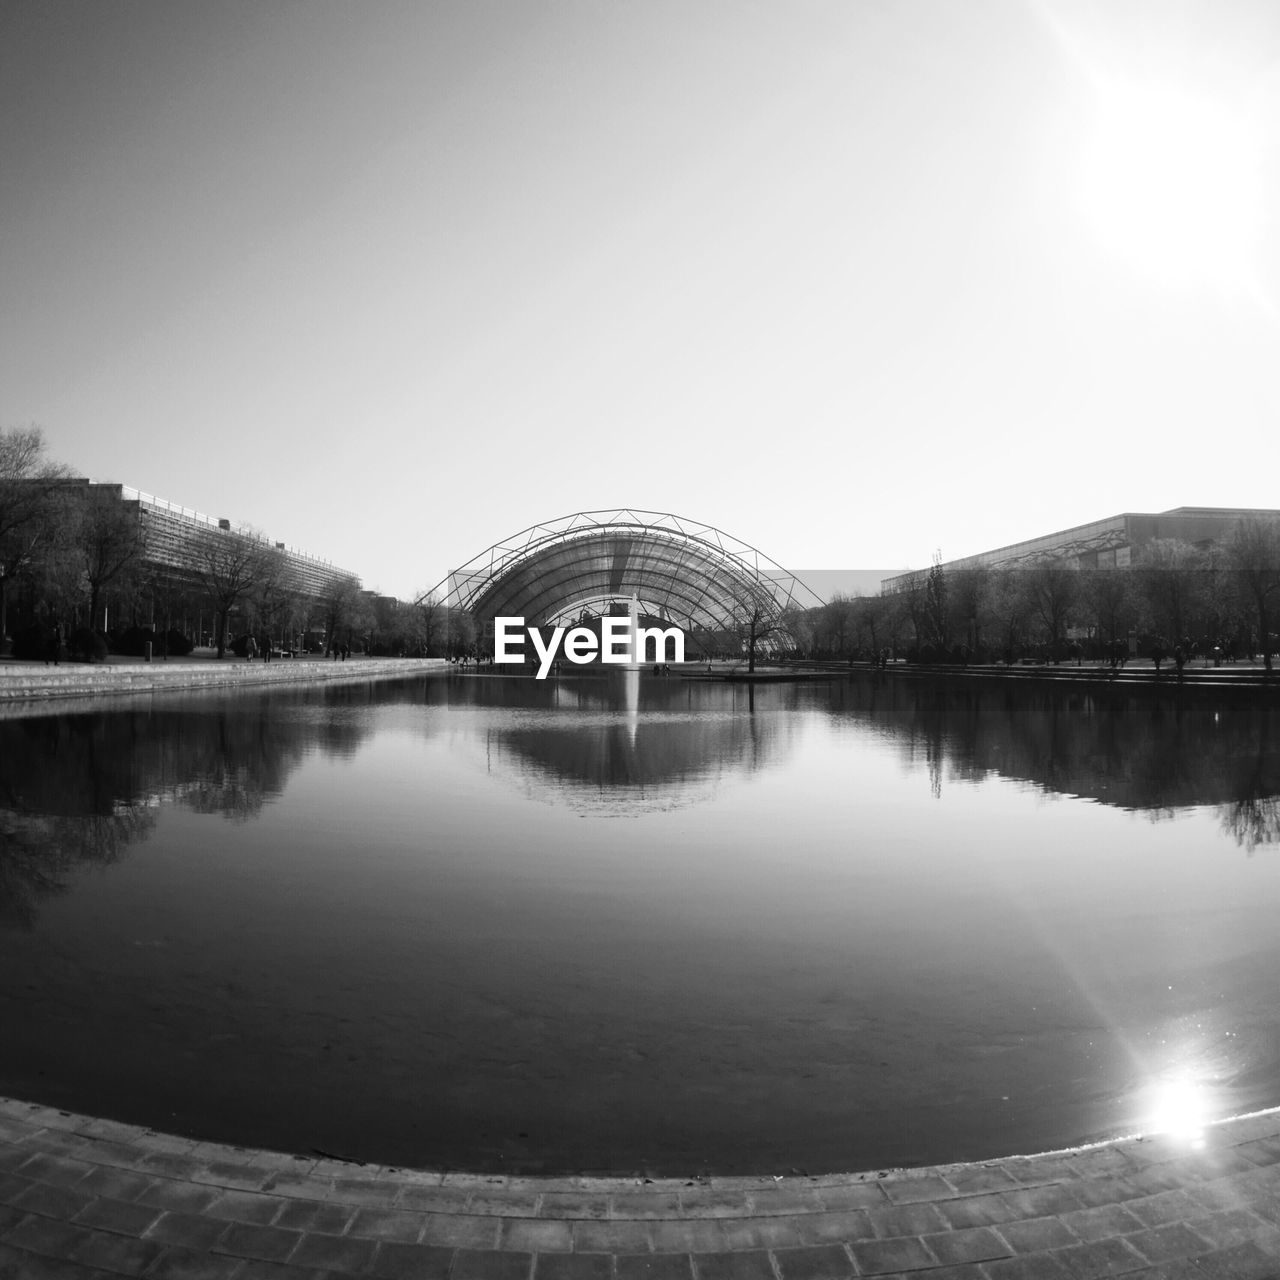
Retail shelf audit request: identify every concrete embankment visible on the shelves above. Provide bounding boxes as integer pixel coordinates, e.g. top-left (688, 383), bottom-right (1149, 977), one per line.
top-left (0, 655), bottom-right (447, 712)
top-left (704, 661), bottom-right (1280, 690)
top-left (866, 660), bottom-right (1280, 693)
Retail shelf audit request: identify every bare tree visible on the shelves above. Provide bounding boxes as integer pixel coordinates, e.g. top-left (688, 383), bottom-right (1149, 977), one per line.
top-left (142, 563), bottom-right (198, 658)
top-left (924, 551), bottom-right (948, 651)
top-left (318, 572), bottom-right (365, 655)
top-left (187, 525), bottom-right (276, 657)
top-left (1081, 567), bottom-right (1135, 652)
top-left (447, 606), bottom-right (477, 659)
top-left (73, 489), bottom-right (146, 630)
top-left (364, 594), bottom-right (404, 655)
top-left (0, 427), bottom-right (69, 637)
top-left (244, 548), bottom-right (296, 654)
top-left (726, 579), bottom-right (790, 673)
top-left (1023, 558), bottom-right (1077, 661)
top-left (1135, 538), bottom-right (1210, 648)
top-left (813, 594), bottom-right (854, 657)
top-left (948, 567), bottom-right (989, 655)
top-left (986, 571), bottom-right (1033, 661)
top-left (855, 593), bottom-right (900, 660)
top-left (1227, 519), bottom-right (1280, 672)
top-left (414, 591), bottom-right (447, 656)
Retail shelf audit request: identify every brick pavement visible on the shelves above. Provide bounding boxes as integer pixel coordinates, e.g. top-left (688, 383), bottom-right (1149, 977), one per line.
top-left (2, 1098), bottom-right (1279, 1278)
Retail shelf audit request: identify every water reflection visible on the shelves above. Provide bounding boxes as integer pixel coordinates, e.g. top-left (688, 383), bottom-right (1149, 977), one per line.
top-left (828, 677), bottom-right (1280, 843)
top-left (2, 672), bottom-right (1279, 1174)
top-left (0, 808), bottom-right (154, 928)
top-left (422, 673), bottom-right (800, 813)
top-left (1221, 794), bottom-right (1280, 853)
top-left (4, 677), bottom-right (1278, 930)
top-left (0, 688), bottom-right (377, 924)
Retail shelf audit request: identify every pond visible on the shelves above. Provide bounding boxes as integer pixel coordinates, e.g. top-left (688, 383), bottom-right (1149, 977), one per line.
top-left (2, 670), bottom-right (1279, 1176)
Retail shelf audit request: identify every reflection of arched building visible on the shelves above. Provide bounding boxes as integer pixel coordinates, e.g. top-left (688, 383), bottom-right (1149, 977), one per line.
top-left (422, 673), bottom-right (800, 813)
top-left (428, 510), bottom-right (823, 655)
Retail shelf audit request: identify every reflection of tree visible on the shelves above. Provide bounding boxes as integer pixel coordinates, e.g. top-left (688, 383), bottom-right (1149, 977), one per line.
top-left (0, 685), bottom-right (380, 919)
top-left (0, 806), bottom-right (155, 928)
top-left (180, 750), bottom-right (288, 823)
top-left (833, 677), bottom-right (1280, 827)
top-left (1219, 795), bottom-right (1280, 853)
top-left (0, 705), bottom-right (308, 823)
top-left (1217, 705), bottom-right (1280, 853)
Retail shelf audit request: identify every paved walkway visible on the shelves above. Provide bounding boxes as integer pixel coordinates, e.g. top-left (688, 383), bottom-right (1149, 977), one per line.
top-left (2, 1098), bottom-right (1279, 1279)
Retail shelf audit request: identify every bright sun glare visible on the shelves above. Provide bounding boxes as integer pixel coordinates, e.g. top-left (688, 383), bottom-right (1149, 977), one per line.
top-left (1078, 75), bottom-right (1265, 292)
top-left (1144, 1078), bottom-right (1211, 1147)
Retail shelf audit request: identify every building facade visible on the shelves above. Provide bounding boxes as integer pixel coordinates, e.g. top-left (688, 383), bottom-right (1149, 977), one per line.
top-left (883, 507), bottom-right (1280, 591)
top-left (4, 478), bottom-right (364, 647)
top-left (107, 483), bottom-right (356, 598)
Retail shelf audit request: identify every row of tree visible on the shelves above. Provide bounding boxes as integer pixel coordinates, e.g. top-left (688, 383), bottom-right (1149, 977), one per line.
top-left (0, 427), bottom-right (448, 660)
top-left (798, 524), bottom-right (1280, 670)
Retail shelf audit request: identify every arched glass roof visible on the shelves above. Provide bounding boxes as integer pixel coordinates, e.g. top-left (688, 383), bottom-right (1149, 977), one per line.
top-left (426, 510), bottom-right (824, 634)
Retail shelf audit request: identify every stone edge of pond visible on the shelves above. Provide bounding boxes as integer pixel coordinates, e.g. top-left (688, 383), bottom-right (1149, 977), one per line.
top-left (850, 661), bottom-right (1280, 692)
top-left (0, 656), bottom-right (450, 714)
top-left (3, 1095), bottom-right (1280, 1278)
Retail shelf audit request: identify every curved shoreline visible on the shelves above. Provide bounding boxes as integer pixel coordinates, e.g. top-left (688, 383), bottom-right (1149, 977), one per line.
top-left (2, 1096), bottom-right (1279, 1277)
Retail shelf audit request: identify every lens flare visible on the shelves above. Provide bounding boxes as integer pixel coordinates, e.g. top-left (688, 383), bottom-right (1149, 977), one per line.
top-left (1144, 1078), bottom-right (1211, 1147)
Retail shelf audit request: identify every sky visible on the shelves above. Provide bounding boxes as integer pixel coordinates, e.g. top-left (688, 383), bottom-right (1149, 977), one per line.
top-left (3, 0), bottom-right (1279, 601)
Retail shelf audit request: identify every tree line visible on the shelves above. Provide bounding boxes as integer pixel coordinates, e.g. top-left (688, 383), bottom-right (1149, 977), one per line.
top-left (797, 526), bottom-right (1280, 671)
top-left (0, 426), bottom-right (443, 661)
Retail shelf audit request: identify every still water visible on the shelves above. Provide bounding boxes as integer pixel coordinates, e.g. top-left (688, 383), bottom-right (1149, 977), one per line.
top-left (2, 671), bottom-right (1278, 1175)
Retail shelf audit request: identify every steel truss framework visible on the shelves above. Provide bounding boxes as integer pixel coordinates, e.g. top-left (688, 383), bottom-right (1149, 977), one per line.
top-left (425, 510), bottom-right (825, 639)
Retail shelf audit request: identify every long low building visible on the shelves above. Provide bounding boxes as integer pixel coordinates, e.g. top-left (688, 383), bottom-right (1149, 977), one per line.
top-left (883, 506), bottom-right (1280, 591)
top-left (112, 483), bottom-right (358, 597)
top-left (52, 479), bottom-right (361, 599)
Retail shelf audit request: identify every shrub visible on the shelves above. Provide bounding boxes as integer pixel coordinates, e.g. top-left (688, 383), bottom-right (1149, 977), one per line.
top-left (163, 629), bottom-right (194, 657)
top-left (11, 623), bottom-right (49, 661)
top-left (69, 628), bottom-right (109, 663)
top-left (106, 626), bottom-right (193, 658)
top-left (114, 626), bottom-right (156, 657)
